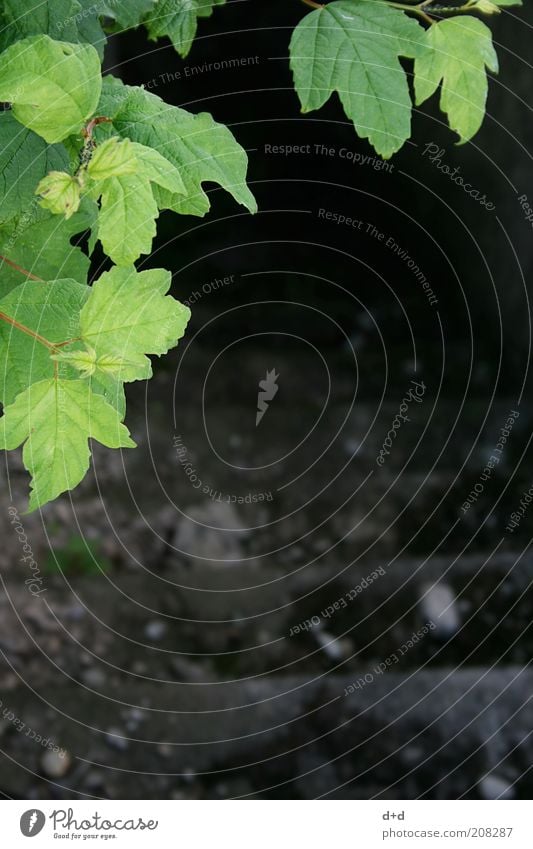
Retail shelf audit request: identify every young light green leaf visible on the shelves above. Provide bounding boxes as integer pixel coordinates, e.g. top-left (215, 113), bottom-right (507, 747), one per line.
top-left (0, 112), bottom-right (69, 224)
top-left (414, 17), bottom-right (498, 144)
top-left (0, 377), bottom-right (135, 512)
top-left (0, 278), bottom-right (89, 405)
top-left (52, 344), bottom-right (98, 378)
top-left (0, 35), bottom-right (102, 143)
top-left (0, 200), bottom-right (96, 297)
top-left (130, 143), bottom-right (186, 194)
top-left (96, 173), bottom-right (159, 265)
top-left (97, 76), bottom-right (257, 216)
top-left (87, 137), bottom-right (138, 181)
top-left (87, 141), bottom-right (185, 264)
top-left (36, 171), bottom-right (82, 219)
top-left (289, 0), bottom-right (426, 159)
top-left (473, 0), bottom-right (502, 13)
top-left (79, 266), bottom-right (191, 382)
top-left (144, 0), bottom-right (226, 58)
top-left (53, 344), bottom-right (134, 380)
top-left (89, 372), bottom-right (126, 419)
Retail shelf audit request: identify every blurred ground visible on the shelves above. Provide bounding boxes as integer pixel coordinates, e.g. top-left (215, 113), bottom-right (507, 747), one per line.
top-left (0, 336), bottom-right (532, 800)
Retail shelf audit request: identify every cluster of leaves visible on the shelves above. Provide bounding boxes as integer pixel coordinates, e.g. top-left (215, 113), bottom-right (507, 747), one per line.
top-left (0, 0), bottom-right (228, 59)
top-left (290, 0), bottom-right (521, 158)
top-left (0, 0), bottom-right (522, 511)
top-left (0, 11), bottom-right (255, 511)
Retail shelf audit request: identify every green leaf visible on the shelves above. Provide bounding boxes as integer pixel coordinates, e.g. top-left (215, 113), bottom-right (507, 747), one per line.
top-left (144, 0), bottom-right (226, 58)
top-left (0, 377), bottom-right (135, 511)
top-left (37, 171), bottom-right (82, 219)
top-left (289, 0), bottom-right (426, 159)
top-left (0, 201), bottom-right (96, 297)
top-left (0, 281), bottom-right (88, 403)
top-left (86, 139), bottom-right (185, 264)
top-left (0, 0), bottom-right (82, 50)
top-left (0, 278), bottom-right (89, 405)
top-left (96, 173), bottom-right (159, 265)
top-left (90, 372), bottom-right (126, 418)
top-left (51, 344), bottom-right (99, 378)
top-left (87, 137), bottom-right (138, 181)
top-left (0, 35), bottom-right (102, 143)
top-left (0, 112), bottom-right (69, 224)
top-left (74, 2), bottom-right (108, 57)
top-left (101, 0), bottom-right (157, 29)
top-left (130, 142), bottom-right (186, 194)
top-left (0, 0), bottom-right (107, 58)
top-left (97, 75), bottom-right (257, 216)
top-left (414, 17), bottom-right (498, 144)
top-left (79, 266), bottom-right (191, 381)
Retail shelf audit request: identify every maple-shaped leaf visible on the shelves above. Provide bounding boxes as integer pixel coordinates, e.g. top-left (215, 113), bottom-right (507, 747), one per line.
top-left (97, 75), bottom-right (257, 216)
top-left (0, 377), bottom-right (135, 511)
top-left (0, 112), bottom-right (69, 224)
top-left (0, 200), bottom-right (96, 298)
top-left (289, 0), bottom-right (426, 159)
top-left (0, 278), bottom-right (89, 406)
top-left (414, 16), bottom-right (498, 144)
top-left (78, 266), bottom-right (191, 381)
top-left (96, 172), bottom-right (160, 266)
top-left (85, 139), bottom-right (185, 265)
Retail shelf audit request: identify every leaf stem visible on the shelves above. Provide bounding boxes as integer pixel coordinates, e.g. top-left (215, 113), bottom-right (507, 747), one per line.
top-left (0, 254), bottom-right (44, 282)
top-left (301, 0), bottom-right (324, 8)
top-left (0, 311), bottom-right (57, 350)
top-left (82, 115), bottom-right (112, 141)
top-left (387, 1), bottom-right (434, 20)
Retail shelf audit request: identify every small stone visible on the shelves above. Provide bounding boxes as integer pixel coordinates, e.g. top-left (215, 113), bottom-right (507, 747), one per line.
top-left (80, 667), bottom-right (106, 688)
top-left (169, 657), bottom-right (208, 683)
top-left (419, 582), bottom-right (460, 638)
top-left (314, 630), bottom-right (350, 662)
top-left (41, 749), bottom-right (72, 778)
top-left (122, 707), bottom-right (146, 730)
top-left (65, 604), bottom-right (86, 622)
top-left (105, 728), bottom-right (129, 751)
top-left (344, 439), bottom-right (361, 456)
top-left (0, 672), bottom-right (19, 691)
top-left (84, 769), bottom-right (106, 791)
top-left (479, 774), bottom-right (514, 800)
top-left (181, 767), bottom-right (196, 784)
top-left (144, 620), bottom-right (167, 641)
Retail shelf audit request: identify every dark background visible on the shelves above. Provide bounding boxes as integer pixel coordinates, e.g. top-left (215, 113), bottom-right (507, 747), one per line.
top-left (1, 0), bottom-right (532, 800)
